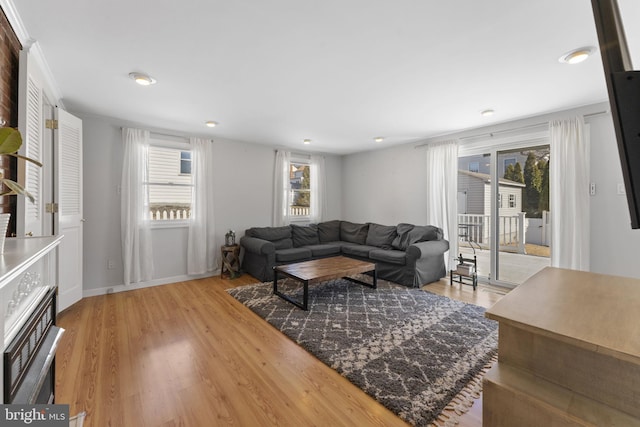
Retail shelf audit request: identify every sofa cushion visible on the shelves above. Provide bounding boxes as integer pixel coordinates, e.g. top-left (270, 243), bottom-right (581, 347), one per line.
top-left (341, 244), bottom-right (378, 258)
top-left (249, 226), bottom-right (291, 241)
top-left (247, 226), bottom-right (293, 249)
top-left (365, 223), bottom-right (397, 249)
top-left (305, 244), bottom-right (341, 257)
top-left (369, 249), bottom-right (407, 266)
top-left (340, 221), bottom-right (369, 245)
top-left (276, 247), bottom-right (312, 263)
top-left (291, 224), bottom-right (320, 247)
top-left (391, 223), bottom-right (415, 250)
top-left (318, 220), bottom-right (341, 243)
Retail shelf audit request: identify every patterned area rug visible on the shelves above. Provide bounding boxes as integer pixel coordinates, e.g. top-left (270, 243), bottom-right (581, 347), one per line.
top-left (227, 278), bottom-right (498, 426)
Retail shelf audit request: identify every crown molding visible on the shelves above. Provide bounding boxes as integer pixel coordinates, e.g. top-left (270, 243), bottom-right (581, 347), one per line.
top-left (1, 0), bottom-right (65, 108)
top-left (0, 0), bottom-right (29, 44)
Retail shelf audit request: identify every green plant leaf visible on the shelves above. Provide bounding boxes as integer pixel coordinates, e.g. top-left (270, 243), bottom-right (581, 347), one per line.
top-left (0, 127), bottom-right (23, 154)
top-left (2, 179), bottom-right (35, 203)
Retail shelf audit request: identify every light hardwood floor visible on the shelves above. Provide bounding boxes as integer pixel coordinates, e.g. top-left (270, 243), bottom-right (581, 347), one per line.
top-left (55, 275), bottom-right (505, 426)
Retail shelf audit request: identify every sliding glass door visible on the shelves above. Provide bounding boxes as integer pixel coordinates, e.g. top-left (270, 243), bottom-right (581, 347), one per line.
top-left (457, 143), bottom-right (550, 286)
top-left (496, 147), bottom-right (550, 284)
top-left (457, 153), bottom-right (492, 280)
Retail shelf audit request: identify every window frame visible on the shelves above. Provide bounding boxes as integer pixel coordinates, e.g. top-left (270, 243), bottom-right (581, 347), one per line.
top-left (179, 150), bottom-right (192, 175)
top-left (146, 137), bottom-right (193, 228)
top-left (288, 157), bottom-right (312, 222)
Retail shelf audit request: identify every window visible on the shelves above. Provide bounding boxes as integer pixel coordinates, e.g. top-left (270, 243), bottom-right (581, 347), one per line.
top-left (468, 161), bottom-right (479, 173)
top-left (504, 158), bottom-right (516, 169)
top-left (498, 193), bottom-right (503, 208)
top-left (289, 161), bottom-right (311, 217)
top-left (147, 144), bottom-right (193, 221)
top-left (180, 151), bottom-right (192, 174)
top-left (508, 194), bottom-right (516, 208)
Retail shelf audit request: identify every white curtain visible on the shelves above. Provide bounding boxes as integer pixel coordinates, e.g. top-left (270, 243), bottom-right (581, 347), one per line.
top-left (309, 155), bottom-right (327, 223)
top-left (273, 150), bottom-right (291, 226)
top-left (187, 137), bottom-right (216, 275)
top-left (426, 140), bottom-right (459, 269)
top-left (550, 117), bottom-right (590, 270)
top-left (121, 128), bottom-right (153, 285)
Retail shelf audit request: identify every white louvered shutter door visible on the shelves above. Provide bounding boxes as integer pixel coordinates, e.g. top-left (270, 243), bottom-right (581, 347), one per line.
top-left (56, 108), bottom-right (83, 311)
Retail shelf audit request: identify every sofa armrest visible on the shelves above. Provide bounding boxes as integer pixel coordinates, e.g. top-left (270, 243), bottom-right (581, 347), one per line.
top-left (408, 239), bottom-right (450, 286)
top-left (406, 239), bottom-right (450, 261)
top-left (240, 236), bottom-right (275, 255)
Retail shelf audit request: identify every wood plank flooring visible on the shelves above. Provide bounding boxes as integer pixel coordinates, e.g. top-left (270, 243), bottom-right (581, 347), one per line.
top-left (55, 275), bottom-right (505, 426)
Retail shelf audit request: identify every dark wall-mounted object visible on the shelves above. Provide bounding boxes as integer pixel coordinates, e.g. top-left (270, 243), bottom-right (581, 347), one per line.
top-left (590, 0), bottom-right (640, 229)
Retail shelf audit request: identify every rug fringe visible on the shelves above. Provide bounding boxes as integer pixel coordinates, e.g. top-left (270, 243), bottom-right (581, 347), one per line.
top-left (430, 353), bottom-right (498, 427)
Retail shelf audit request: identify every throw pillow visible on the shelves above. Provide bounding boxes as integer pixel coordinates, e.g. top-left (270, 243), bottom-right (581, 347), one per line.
top-left (407, 225), bottom-right (441, 245)
top-left (391, 223), bottom-right (415, 250)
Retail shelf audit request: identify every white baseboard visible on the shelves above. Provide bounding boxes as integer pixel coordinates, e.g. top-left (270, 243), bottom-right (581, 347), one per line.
top-left (82, 270), bottom-right (220, 298)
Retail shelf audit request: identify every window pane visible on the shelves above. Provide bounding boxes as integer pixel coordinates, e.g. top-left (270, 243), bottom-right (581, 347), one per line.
top-left (180, 151), bottom-right (192, 174)
top-left (148, 145), bottom-right (193, 220)
top-left (289, 162), bottom-right (311, 216)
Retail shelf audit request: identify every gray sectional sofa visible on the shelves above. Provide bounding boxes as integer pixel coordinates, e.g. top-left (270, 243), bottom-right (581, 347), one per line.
top-left (240, 220), bottom-right (449, 287)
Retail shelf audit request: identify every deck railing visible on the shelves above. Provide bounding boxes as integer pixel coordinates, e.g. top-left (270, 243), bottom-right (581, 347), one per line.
top-left (458, 212), bottom-right (527, 254)
top-left (290, 206), bottom-right (310, 216)
top-left (149, 207), bottom-right (191, 221)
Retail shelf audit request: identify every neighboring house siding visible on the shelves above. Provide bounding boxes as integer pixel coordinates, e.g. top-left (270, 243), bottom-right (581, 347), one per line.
top-left (458, 173), bottom-right (485, 215)
top-left (458, 170), bottom-right (524, 217)
top-left (148, 146), bottom-right (191, 204)
top-left (498, 187), bottom-right (522, 217)
top-left (483, 183), bottom-right (492, 216)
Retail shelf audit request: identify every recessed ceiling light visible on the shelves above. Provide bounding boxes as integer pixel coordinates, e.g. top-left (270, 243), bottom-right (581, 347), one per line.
top-left (303, 139), bottom-right (311, 145)
top-left (129, 72), bottom-right (156, 86)
top-left (205, 121), bottom-right (217, 128)
top-left (374, 137), bottom-right (384, 143)
top-left (481, 109), bottom-right (495, 117)
top-left (559, 47), bottom-right (595, 64)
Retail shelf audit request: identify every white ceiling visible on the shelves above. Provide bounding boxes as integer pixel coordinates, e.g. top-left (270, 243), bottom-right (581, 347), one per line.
top-left (8, 0), bottom-right (640, 154)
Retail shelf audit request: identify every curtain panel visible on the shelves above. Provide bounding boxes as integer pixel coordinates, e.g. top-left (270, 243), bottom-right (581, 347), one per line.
top-left (426, 140), bottom-right (459, 269)
top-left (121, 128), bottom-right (153, 285)
top-left (273, 150), bottom-right (291, 226)
top-left (309, 154), bottom-right (327, 223)
top-left (187, 137), bottom-right (216, 275)
top-left (550, 117), bottom-right (590, 271)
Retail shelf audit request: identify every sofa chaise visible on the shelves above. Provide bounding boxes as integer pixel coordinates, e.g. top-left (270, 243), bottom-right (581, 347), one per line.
top-left (240, 220), bottom-right (449, 287)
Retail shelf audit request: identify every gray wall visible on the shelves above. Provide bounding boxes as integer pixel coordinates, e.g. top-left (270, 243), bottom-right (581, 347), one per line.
top-left (341, 104), bottom-right (640, 279)
top-left (81, 114), bottom-right (342, 295)
top-left (588, 113), bottom-right (640, 277)
top-left (81, 102), bottom-right (640, 294)
top-left (341, 146), bottom-right (428, 225)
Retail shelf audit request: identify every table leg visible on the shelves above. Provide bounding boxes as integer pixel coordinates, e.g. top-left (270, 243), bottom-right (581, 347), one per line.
top-left (273, 269), bottom-right (279, 294)
top-left (273, 269), bottom-right (309, 311)
top-left (344, 268), bottom-right (377, 289)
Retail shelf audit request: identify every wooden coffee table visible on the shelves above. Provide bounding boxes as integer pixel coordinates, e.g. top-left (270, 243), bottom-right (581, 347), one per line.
top-left (273, 256), bottom-right (377, 310)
